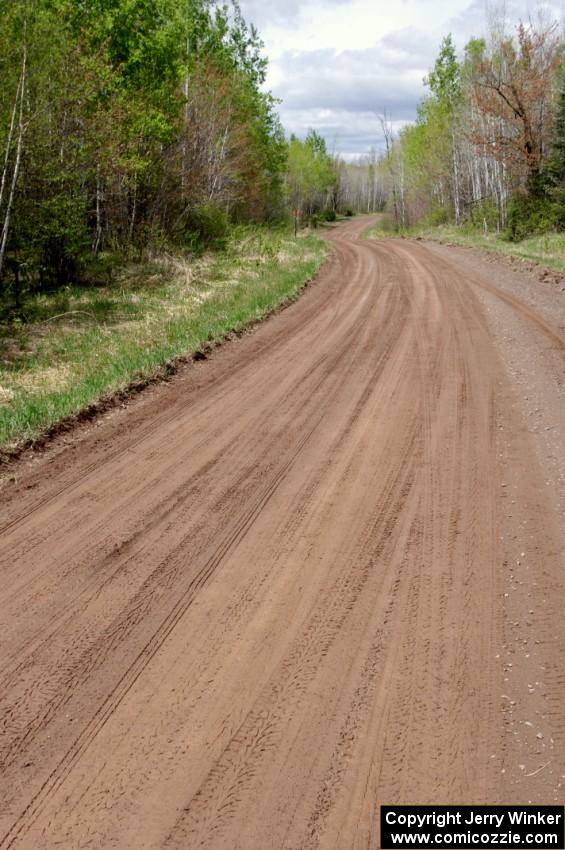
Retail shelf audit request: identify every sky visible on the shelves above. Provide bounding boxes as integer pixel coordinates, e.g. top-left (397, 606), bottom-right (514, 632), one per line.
top-left (238, 0), bottom-right (564, 160)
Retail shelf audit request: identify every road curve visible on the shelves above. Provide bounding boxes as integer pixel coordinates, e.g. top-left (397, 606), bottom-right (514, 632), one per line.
top-left (1, 218), bottom-right (564, 849)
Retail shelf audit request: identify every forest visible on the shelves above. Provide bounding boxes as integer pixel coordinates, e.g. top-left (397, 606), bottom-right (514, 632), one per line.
top-left (0, 1), bottom-right (320, 307)
top-left (376, 16), bottom-right (564, 239)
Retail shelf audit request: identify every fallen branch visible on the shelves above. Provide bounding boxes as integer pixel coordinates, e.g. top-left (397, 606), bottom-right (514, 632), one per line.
top-left (524, 760), bottom-right (550, 778)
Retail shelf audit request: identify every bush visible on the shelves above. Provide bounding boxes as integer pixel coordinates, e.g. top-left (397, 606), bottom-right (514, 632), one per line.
top-left (323, 209), bottom-right (337, 222)
top-left (506, 192), bottom-right (557, 241)
top-left (549, 188), bottom-right (565, 230)
top-left (9, 191), bottom-right (91, 292)
top-left (344, 209), bottom-right (354, 217)
top-left (377, 215), bottom-right (397, 233)
top-left (188, 202), bottom-right (230, 248)
top-left (467, 198), bottom-right (499, 232)
top-left (427, 206), bottom-right (449, 227)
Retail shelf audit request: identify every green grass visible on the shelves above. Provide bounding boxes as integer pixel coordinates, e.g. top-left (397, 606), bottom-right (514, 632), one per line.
top-left (367, 220), bottom-right (565, 274)
top-left (0, 226), bottom-right (327, 450)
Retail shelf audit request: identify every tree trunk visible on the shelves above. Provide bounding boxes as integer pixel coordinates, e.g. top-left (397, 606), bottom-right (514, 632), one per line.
top-left (0, 43), bottom-right (26, 280)
top-left (0, 69), bottom-right (22, 219)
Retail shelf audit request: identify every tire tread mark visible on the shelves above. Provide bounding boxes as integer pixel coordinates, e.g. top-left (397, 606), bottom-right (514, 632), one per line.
top-left (0, 415), bottom-right (323, 850)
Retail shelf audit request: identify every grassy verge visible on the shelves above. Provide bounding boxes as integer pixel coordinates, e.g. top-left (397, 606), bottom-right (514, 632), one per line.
top-left (0, 226), bottom-right (326, 451)
top-left (367, 221), bottom-right (565, 274)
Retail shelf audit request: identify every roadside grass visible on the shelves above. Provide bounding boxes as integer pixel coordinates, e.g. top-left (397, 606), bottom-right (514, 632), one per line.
top-left (367, 221), bottom-right (565, 274)
top-left (0, 226), bottom-right (326, 450)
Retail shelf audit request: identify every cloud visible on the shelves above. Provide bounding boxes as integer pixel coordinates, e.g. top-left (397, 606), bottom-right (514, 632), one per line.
top-left (270, 34), bottom-right (432, 156)
top-left (272, 40), bottom-right (431, 112)
top-left (277, 70), bottom-right (423, 118)
top-left (240, 0), bottom-right (350, 30)
top-left (378, 27), bottom-right (442, 66)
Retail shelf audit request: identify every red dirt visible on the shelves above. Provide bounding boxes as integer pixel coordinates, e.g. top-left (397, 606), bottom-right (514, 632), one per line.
top-left (1, 218), bottom-right (564, 849)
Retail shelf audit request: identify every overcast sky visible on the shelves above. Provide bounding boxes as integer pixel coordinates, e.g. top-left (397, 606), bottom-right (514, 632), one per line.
top-left (238, 0), bottom-right (563, 160)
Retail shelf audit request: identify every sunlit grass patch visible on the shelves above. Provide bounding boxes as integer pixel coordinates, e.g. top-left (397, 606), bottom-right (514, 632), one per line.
top-left (367, 220), bottom-right (565, 274)
top-left (0, 227), bottom-right (327, 450)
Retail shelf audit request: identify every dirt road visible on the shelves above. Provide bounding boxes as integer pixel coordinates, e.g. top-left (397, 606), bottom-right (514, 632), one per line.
top-left (1, 218), bottom-right (564, 849)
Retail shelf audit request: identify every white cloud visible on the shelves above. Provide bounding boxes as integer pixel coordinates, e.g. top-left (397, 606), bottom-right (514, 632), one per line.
top-left (273, 46), bottom-right (427, 115)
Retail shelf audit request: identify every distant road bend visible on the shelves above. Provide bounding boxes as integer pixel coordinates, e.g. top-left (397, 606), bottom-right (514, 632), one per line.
top-left (1, 218), bottom-right (564, 849)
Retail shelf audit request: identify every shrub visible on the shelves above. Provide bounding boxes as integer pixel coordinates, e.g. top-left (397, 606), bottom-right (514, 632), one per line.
top-left (427, 206), bottom-right (449, 226)
top-left (506, 192), bottom-right (557, 241)
top-left (188, 202), bottom-right (230, 248)
top-left (467, 199), bottom-right (499, 232)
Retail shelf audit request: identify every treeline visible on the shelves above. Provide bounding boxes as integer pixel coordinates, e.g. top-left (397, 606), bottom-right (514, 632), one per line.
top-left (287, 132), bottom-right (386, 222)
top-left (0, 0), bottom-right (290, 302)
top-left (337, 150), bottom-right (386, 214)
top-left (381, 17), bottom-right (564, 238)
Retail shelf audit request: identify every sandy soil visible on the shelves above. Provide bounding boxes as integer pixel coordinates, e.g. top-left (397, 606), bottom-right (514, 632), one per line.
top-left (1, 218), bottom-right (564, 849)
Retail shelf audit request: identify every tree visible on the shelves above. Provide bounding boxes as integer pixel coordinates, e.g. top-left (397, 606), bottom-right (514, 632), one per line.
top-left (471, 21), bottom-right (562, 191)
top-left (0, 31), bottom-right (26, 281)
top-left (286, 132), bottom-right (336, 218)
top-left (425, 34), bottom-right (462, 106)
top-left (379, 112), bottom-right (406, 228)
top-left (546, 71), bottom-right (565, 197)
top-left (379, 13), bottom-right (563, 235)
top-left (422, 35), bottom-right (464, 222)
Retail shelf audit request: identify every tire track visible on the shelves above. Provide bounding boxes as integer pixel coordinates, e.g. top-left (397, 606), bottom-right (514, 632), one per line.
top-left (0, 411), bottom-right (323, 850)
top-left (1, 219), bottom-right (564, 850)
